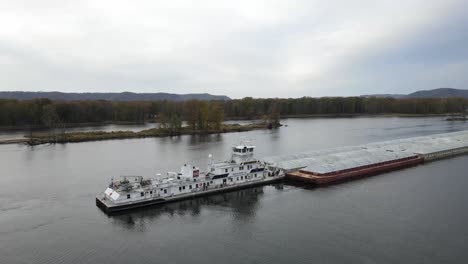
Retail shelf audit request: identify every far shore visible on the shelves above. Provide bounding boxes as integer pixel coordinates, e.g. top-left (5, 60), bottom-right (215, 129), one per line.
top-left (3, 123), bottom-right (281, 146)
top-left (1, 113), bottom-right (466, 146)
top-left (0, 121), bottom-right (147, 132)
top-left (0, 113), bottom-right (461, 132)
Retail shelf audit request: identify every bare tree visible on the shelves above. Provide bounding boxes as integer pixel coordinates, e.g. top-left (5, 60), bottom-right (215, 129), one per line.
top-left (41, 105), bottom-right (60, 143)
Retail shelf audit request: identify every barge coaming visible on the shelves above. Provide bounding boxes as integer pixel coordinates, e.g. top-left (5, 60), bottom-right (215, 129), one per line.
top-left (286, 156), bottom-right (423, 185)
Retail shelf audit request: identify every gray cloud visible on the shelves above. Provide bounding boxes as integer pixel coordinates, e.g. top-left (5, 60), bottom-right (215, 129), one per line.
top-left (0, 0), bottom-right (466, 98)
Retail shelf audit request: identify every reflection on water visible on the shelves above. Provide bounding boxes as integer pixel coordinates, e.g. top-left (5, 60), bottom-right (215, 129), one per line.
top-left (109, 186), bottom-right (267, 231)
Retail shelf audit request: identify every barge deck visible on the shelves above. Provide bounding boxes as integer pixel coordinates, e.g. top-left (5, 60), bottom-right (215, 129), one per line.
top-left (264, 130), bottom-right (468, 186)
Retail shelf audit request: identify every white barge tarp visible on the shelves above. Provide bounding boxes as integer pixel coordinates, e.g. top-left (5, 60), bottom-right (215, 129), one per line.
top-left (262, 130), bottom-right (468, 173)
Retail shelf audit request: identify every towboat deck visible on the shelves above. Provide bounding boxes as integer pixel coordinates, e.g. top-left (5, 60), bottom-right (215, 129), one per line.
top-left (97, 175), bottom-right (283, 214)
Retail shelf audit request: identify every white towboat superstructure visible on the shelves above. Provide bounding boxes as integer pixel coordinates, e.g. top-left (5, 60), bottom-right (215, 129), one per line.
top-left (96, 142), bottom-right (283, 213)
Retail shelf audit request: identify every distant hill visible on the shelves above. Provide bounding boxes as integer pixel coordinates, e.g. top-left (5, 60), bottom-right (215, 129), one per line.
top-left (407, 88), bottom-right (468, 98)
top-left (0, 91), bottom-right (230, 101)
top-left (360, 93), bottom-right (407, 99)
top-left (362, 88), bottom-right (468, 99)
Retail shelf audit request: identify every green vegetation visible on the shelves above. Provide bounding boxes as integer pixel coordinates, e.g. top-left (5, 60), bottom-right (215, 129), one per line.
top-left (1, 97), bottom-right (467, 128)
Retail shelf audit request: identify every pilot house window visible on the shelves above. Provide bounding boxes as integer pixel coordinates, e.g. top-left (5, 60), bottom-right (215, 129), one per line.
top-left (127, 194), bottom-right (131, 199)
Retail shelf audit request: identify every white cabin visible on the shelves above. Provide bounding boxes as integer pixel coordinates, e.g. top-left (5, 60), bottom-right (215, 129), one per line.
top-left (103, 142), bottom-right (266, 205)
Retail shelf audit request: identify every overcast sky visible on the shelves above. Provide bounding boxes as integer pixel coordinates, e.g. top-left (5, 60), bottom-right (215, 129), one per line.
top-left (0, 0), bottom-right (467, 98)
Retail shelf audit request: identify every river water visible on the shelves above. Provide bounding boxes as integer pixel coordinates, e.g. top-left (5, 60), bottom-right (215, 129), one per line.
top-left (0, 117), bottom-right (467, 264)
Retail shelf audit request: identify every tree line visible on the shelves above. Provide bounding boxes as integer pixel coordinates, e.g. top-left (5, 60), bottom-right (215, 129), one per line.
top-left (0, 97), bottom-right (467, 128)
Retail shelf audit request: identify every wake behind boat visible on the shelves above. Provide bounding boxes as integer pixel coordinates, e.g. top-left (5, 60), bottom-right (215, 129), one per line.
top-left (96, 142), bottom-right (283, 213)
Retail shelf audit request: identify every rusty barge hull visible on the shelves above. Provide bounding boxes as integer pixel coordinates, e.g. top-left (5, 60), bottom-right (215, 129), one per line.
top-left (286, 156), bottom-right (424, 185)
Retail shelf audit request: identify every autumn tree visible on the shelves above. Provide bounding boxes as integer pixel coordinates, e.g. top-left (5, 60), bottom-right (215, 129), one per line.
top-left (41, 105), bottom-right (62, 142)
top-left (197, 101), bottom-right (209, 130)
top-left (207, 102), bottom-right (224, 130)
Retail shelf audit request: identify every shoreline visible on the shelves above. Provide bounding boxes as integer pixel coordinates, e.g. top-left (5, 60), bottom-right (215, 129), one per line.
top-left (10, 123), bottom-right (280, 146)
top-left (0, 113), bottom-right (459, 132)
top-left (0, 121), bottom-right (147, 132)
top-left (1, 113), bottom-right (465, 146)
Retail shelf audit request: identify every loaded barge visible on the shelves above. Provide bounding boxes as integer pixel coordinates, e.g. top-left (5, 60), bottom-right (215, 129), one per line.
top-left (287, 155), bottom-right (423, 185)
top-left (263, 130), bottom-right (468, 185)
top-left (96, 142), bottom-right (283, 214)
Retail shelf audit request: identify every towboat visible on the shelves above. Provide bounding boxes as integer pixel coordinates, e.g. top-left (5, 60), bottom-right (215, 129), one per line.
top-left (96, 142), bottom-right (283, 213)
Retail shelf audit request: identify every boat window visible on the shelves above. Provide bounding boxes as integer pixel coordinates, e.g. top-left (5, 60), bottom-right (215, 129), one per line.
top-left (189, 185), bottom-right (192, 189)
top-left (140, 192), bottom-right (144, 197)
top-left (182, 186), bottom-right (185, 190)
top-left (210, 181), bottom-right (213, 184)
top-left (231, 168), bottom-right (234, 172)
top-left (164, 189), bottom-right (167, 194)
top-left (225, 169), bottom-right (228, 173)
top-left (241, 176), bottom-right (243, 180)
top-left (179, 187), bottom-right (182, 191)
top-left (150, 191), bottom-right (153, 194)
top-left (236, 177), bottom-right (239, 180)
top-left (196, 184), bottom-right (198, 188)
top-left (127, 194), bottom-right (131, 199)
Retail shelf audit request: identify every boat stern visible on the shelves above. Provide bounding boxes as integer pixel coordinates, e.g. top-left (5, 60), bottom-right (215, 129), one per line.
top-left (95, 195), bottom-right (115, 214)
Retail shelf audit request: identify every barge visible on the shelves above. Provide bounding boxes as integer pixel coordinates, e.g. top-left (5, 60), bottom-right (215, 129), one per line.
top-left (286, 155), bottom-right (424, 185)
top-left (263, 130), bottom-right (468, 186)
top-left (96, 142), bottom-right (283, 214)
